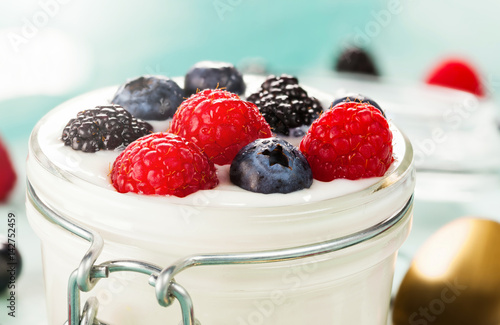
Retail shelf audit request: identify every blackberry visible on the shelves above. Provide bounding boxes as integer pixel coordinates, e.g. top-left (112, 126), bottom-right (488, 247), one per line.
top-left (247, 75), bottom-right (323, 136)
top-left (335, 47), bottom-right (379, 76)
top-left (61, 105), bottom-right (153, 153)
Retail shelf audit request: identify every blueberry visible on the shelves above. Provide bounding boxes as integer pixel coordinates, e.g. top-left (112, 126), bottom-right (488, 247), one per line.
top-left (112, 75), bottom-right (184, 120)
top-left (230, 138), bottom-right (313, 194)
top-left (331, 94), bottom-right (385, 117)
top-left (184, 61), bottom-right (245, 97)
top-left (335, 47), bottom-right (379, 76)
top-left (0, 236), bottom-right (22, 292)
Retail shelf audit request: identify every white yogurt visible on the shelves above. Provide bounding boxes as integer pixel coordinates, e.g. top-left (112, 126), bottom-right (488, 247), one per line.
top-left (36, 83), bottom-right (405, 207)
top-left (26, 79), bottom-right (415, 325)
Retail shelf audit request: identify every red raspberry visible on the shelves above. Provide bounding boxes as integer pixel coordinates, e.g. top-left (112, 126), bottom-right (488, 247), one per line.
top-left (170, 89), bottom-right (272, 165)
top-left (299, 102), bottom-right (393, 181)
top-left (186, 88), bottom-right (240, 103)
top-left (426, 59), bottom-right (484, 97)
top-left (0, 137), bottom-right (16, 202)
top-left (111, 133), bottom-right (218, 198)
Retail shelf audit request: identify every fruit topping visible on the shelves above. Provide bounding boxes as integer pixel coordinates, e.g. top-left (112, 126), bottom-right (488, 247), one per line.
top-left (426, 59), bottom-right (484, 97)
top-left (335, 47), bottom-right (379, 76)
top-left (0, 137), bottom-right (16, 203)
top-left (331, 93), bottom-right (385, 117)
top-left (61, 105), bottom-right (153, 153)
top-left (0, 236), bottom-right (22, 292)
top-left (300, 101), bottom-right (392, 181)
top-left (246, 75), bottom-right (323, 136)
top-left (170, 89), bottom-right (272, 165)
top-left (111, 133), bottom-right (218, 198)
top-left (184, 61), bottom-right (246, 97)
top-left (112, 75), bottom-right (184, 120)
top-left (230, 138), bottom-right (313, 194)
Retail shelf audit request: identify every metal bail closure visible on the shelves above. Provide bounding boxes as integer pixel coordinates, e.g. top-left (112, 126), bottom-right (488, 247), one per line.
top-left (28, 181), bottom-right (413, 325)
top-left (80, 297), bottom-right (101, 325)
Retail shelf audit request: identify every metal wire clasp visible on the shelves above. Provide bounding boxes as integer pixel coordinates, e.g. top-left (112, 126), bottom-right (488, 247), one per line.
top-left (28, 182), bottom-right (198, 325)
top-left (28, 181), bottom-right (413, 325)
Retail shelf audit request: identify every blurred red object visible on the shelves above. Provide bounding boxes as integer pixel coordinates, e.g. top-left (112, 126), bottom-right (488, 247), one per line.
top-left (426, 59), bottom-right (485, 97)
top-left (0, 137), bottom-right (16, 202)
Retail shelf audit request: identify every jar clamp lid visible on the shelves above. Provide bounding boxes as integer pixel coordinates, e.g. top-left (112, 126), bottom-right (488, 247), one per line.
top-left (27, 181), bottom-right (413, 325)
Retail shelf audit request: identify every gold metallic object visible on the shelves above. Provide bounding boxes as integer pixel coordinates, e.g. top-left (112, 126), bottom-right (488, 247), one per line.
top-left (393, 217), bottom-right (500, 325)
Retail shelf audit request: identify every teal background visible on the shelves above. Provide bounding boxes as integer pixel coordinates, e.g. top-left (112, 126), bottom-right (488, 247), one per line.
top-left (1, 0), bottom-right (499, 143)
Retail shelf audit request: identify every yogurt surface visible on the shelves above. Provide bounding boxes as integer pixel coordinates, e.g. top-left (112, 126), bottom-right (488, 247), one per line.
top-left (34, 78), bottom-right (406, 208)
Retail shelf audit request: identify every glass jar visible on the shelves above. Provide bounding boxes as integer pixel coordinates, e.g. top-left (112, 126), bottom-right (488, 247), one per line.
top-left (26, 84), bottom-right (415, 325)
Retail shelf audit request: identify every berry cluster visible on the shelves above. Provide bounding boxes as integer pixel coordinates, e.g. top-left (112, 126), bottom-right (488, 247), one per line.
top-left (111, 89), bottom-right (273, 196)
top-left (60, 61), bottom-right (395, 197)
